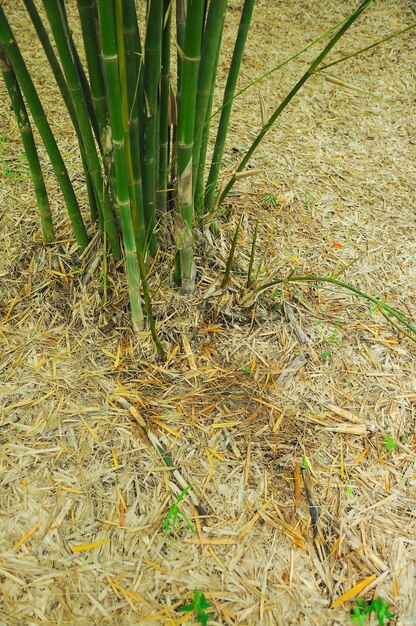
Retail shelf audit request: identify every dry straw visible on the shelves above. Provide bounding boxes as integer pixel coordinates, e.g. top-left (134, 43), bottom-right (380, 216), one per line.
top-left (0, 1), bottom-right (415, 625)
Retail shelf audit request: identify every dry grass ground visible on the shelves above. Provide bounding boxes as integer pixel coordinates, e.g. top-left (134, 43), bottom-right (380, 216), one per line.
top-left (0, 1), bottom-right (415, 624)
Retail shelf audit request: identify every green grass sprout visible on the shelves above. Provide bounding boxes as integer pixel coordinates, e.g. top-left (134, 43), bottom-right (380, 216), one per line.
top-left (179, 588), bottom-right (213, 626)
top-left (261, 192), bottom-right (278, 208)
top-left (351, 597), bottom-right (394, 625)
top-left (162, 484), bottom-right (195, 535)
top-left (383, 436), bottom-right (398, 453)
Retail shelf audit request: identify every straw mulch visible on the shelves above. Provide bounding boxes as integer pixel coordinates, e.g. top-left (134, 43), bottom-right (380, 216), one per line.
top-left (0, 1), bottom-right (415, 624)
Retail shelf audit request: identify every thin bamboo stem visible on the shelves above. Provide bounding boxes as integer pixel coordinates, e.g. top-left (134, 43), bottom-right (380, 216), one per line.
top-left (0, 47), bottom-right (54, 243)
top-left (204, 0), bottom-right (254, 213)
top-left (76, 0), bottom-right (108, 142)
top-left (142, 0), bottom-right (163, 249)
top-left (97, 0), bottom-right (144, 331)
top-left (56, 0), bottom-right (101, 148)
top-left (158, 0), bottom-right (172, 215)
top-left (194, 26), bottom-right (223, 218)
top-left (0, 5), bottom-right (89, 249)
top-left (22, 0), bottom-right (98, 223)
top-left (210, 11), bottom-right (357, 121)
top-left (136, 251), bottom-right (166, 361)
top-left (216, 0), bottom-right (374, 208)
top-left (246, 218), bottom-right (258, 288)
top-left (221, 216), bottom-right (241, 289)
top-left (176, 0), bottom-right (205, 293)
top-left (254, 275), bottom-right (416, 340)
top-left (41, 0), bottom-right (121, 259)
top-left (192, 0), bottom-right (227, 209)
top-left (115, 0), bottom-right (146, 252)
top-left (319, 21), bottom-right (416, 71)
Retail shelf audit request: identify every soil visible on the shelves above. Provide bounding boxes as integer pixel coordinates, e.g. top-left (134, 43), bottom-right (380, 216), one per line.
top-left (0, 1), bottom-right (415, 625)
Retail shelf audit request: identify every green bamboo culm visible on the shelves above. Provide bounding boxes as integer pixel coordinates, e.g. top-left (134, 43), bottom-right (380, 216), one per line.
top-left (76, 0), bottom-right (108, 146)
top-left (158, 0), bottom-right (172, 215)
top-left (217, 0), bottom-right (374, 207)
top-left (192, 0), bottom-right (227, 214)
top-left (174, 0), bottom-right (186, 191)
top-left (115, 0), bottom-right (146, 253)
top-left (176, 0), bottom-right (206, 293)
top-left (221, 216), bottom-right (242, 289)
top-left (57, 0), bottom-right (101, 150)
top-left (77, 0), bottom-right (115, 198)
top-left (246, 218), bottom-right (259, 288)
top-left (97, 0), bottom-right (144, 332)
top-left (0, 47), bottom-right (54, 243)
top-left (193, 4), bottom-right (227, 218)
top-left (142, 0), bottom-right (163, 250)
top-left (204, 0), bottom-right (255, 214)
top-left (120, 0), bottom-right (146, 251)
top-left (136, 251), bottom-right (167, 361)
top-left (0, 5), bottom-right (89, 249)
top-left (41, 0), bottom-right (121, 260)
top-left (22, 0), bottom-right (98, 223)
top-left (176, 0), bottom-right (186, 109)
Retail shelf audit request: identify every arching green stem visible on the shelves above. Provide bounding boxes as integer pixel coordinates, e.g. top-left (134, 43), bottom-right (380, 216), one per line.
top-left (216, 0), bottom-right (373, 209)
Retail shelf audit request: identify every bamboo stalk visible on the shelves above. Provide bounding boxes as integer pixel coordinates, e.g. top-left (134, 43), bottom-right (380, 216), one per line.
top-left (216, 0), bottom-right (374, 208)
top-left (41, 0), bottom-right (121, 260)
top-left (173, 0), bottom-right (185, 197)
top-left (176, 0), bottom-right (186, 104)
top-left (127, 5), bottom-right (145, 182)
top-left (0, 5), bottom-right (89, 249)
top-left (123, 0), bottom-right (147, 249)
top-left (22, 0), bottom-right (98, 223)
top-left (76, 0), bottom-right (108, 143)
top-left (119, 0), bottom-right (146, 251)
top-left (142, 0), bottom-right (163, 249)
top-left (204, 0), bottom-right (254, 213)
top-left (97, 0), bottom-right (144, 331)
top-left (56, 0), bottom-right (101, 148)
top-left (136, 251), bottom-right (166, 361)
top-left (116, 0), bottom-right (163, 352)
top-left (0, 47), bottom-right (54, 243)
top-left (192, 0), bottom-right (227, 209)
top-left (194, 17), bottom-right (224, 218)
top-left (158, 0), bottom-right (172, 215)
top-left (176, 0), bottom-right (205, 293)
